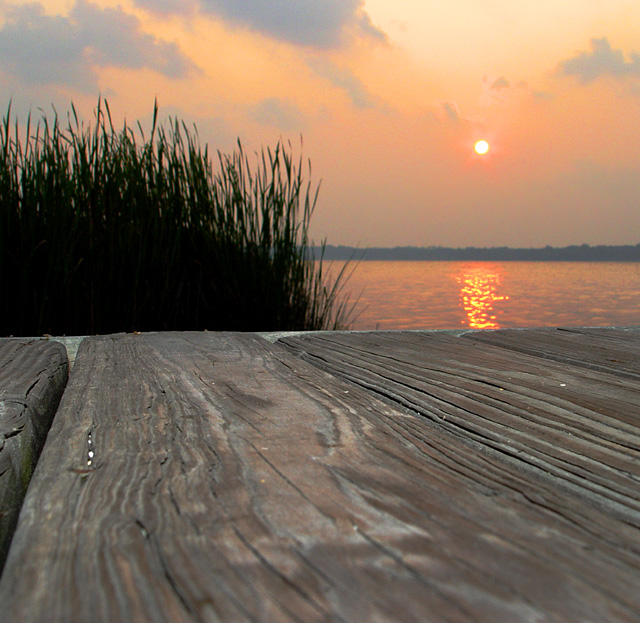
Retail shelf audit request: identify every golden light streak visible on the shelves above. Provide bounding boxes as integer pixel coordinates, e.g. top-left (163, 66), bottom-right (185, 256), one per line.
top-left (455, 264), bottom-right (509, 329)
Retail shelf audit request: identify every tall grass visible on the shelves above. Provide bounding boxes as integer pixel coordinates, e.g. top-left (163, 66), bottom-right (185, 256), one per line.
top-left (0, 100), bottom-right (355, 336)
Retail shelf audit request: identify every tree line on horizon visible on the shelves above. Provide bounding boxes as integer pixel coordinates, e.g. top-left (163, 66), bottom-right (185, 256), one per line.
top-left (312, 243), bottom-right (640, 262)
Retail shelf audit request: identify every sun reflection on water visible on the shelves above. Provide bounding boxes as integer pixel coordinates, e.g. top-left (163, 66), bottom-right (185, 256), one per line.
top-left (455, 264), bottom-right (509, 329)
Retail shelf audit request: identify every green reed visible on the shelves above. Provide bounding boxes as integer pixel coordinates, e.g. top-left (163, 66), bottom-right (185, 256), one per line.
top-left (0, 100), bottom-right (355, 336)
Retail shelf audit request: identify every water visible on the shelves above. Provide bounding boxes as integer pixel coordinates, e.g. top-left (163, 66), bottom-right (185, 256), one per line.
top-left (327, 261), bottom-right (640, 330)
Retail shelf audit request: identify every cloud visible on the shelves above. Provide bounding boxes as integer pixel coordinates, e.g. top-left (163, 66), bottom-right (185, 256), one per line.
top-left (442, 102), bottom-right (459, 122)
top-left (480, 75), bottom-right (513, 107)
top-left (251, 97), bottom-right (307, 131)
top-left (357, 11), bottom-right (388, 44)
top-left (533, 90), bottom-right (554, 101)
top-left (199, 0), bottom-right (386, 48)
top-left (0, 3), bottom-right (90, 89)
top-left (491, 77), bottom-right (510, 90)
top-left (307, 58), bottom-right (376, 109)
top-left (72, 2), bottom-right (196, 78)
top-left (560, 37), bottom-right (640, 83)
top-left (0, 1), bottom-right (197, 91)
top-left (133, 0), bottom-right (197, 16)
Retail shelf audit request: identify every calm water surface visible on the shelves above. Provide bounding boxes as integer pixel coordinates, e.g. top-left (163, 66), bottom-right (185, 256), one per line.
top-left (327, 261), bottom-right (640, 330)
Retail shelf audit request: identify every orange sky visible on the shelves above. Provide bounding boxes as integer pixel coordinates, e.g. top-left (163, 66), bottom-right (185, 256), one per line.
top-left (1, 0), bottom-right (639, 247)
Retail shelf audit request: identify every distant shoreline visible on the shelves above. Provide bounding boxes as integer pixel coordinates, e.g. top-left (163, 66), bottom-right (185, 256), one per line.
top-left (313, 244), bottom-right (640, 262)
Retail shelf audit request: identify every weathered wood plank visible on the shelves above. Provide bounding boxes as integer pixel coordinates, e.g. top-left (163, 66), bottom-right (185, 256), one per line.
top-left (461, 326), bottom-right (640, 380)
top-left (280, 331), bottom-right (640, 529)
top-left (0, 339), bottom-right (69, 570)
top-left (1, 332), bottom-right (638, 622)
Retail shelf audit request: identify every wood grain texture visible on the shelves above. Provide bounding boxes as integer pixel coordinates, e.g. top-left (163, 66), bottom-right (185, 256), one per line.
top-left (1, 332), bottom-right (638, 622)
top-left (0, 339), bottom-right (69, 570)
top-left (461, 326), bottom-right (640, 381)
top-left (280, 331), bottom-right (640, 617)
top-left (280, 331), bottom-right (640, 518)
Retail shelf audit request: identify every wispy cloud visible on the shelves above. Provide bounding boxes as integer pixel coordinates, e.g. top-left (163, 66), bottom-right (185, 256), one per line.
top-left (560, 37), bottom-right (640, 83)
top-left (442, 102), bottom-right (459, 122)
top-left (356, 11), bottom-right (388, 45)
top-left (307, 58), bottom-right (376, 109)
top-left (251, 97), bottom-right (307, 131)
top-left (133, 0), bottom-right (197, 17)
top-left (491, 77), bottom-right (510, 90)
top-left (0, 1), bottom-right (198, 91)
top-left (533, 90), bottom-right (554, 101)
top-left (480, 75), bottom-right (514, 107)
top-left (198, 0), bottom-right (386, 48)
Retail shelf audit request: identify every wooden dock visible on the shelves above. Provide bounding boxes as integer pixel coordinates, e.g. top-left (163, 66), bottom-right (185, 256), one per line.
top-left (0, 328), bottom-right (638, 622)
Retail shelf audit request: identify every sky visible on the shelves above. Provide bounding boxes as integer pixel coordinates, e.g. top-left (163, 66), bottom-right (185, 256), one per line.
top-left (1, 0), bottom-right (639, 248)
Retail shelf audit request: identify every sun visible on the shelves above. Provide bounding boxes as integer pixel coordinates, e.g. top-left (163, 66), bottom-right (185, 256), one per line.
top-left (474, 140), bottom-right (490, 155)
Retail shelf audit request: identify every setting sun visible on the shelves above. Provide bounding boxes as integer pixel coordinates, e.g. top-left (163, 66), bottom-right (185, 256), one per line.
top-left (474, 140), bottom-right (490, 155)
